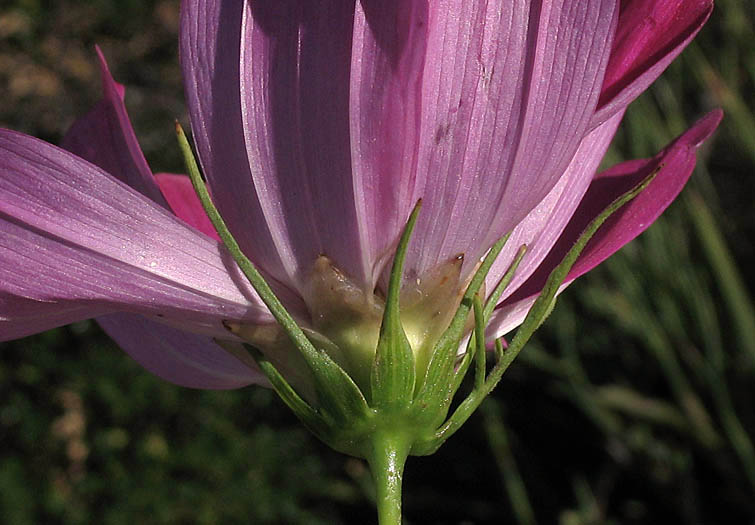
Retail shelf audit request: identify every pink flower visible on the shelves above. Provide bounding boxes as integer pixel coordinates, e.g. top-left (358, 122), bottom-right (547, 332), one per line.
top-left (0, 0), bottom-right (720, 391)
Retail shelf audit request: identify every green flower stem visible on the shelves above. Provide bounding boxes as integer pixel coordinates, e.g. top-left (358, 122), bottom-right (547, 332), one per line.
top-left (367, 431), bottom-right (411, 525)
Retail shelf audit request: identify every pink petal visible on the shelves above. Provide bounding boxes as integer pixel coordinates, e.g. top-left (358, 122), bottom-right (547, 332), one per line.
top-left (59, 52), bottom-right (222, 243)
top-left (1, 292), bottom-right (111, 341)
top-left (488, 109), bottom-right (723, 338)
top-left (484, 110), bottom-right (624, 302)
top-left (61, 46), bottom-right (167, 206)
top-left (349, 0), bottom-right (431, 287)
top-left (592, 0), bottom-right (713, 126)
top-left (399, 0), bottom-right (619, 283)
top-left (154, 173), bottom-right (220, 240)
top-left (183, 1), bottom-right (618, 294)
top-left (181, 0), bottom-right (294, 290)
top-left (97, 313), bottom-right (266, 389)
top-left (484, 291), bottom-right (543, 344)
top-left (0, 130), bottom-right (274, 341)
top-left (236, 2), bottom-right (369, 290)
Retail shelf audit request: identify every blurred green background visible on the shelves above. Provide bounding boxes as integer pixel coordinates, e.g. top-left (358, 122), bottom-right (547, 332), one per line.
top-left (1, 1), bottom-right (753, 523)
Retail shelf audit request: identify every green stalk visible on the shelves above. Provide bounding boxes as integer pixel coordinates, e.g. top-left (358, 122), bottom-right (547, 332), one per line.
top-left (367, 431), bottom-right (411, 525)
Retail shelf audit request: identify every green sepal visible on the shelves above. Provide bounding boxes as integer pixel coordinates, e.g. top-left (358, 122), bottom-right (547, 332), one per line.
top-left (413, 168), bottom-right (659, 455)
top-left (472, 294), bottom-right (486, 390)
top-left (484, 244), bottom-right (528, 322)
top-left (246, 342), bottom-right (377, 456)
top-left (370, 202), bottom-right (421, 409)
top-left (176, 124), bottom-right (371, 433)
top-left (411, 234), bottom-right (509, 430)
top-left (494, 338), bottom-right (505, 363)
top-left (448, 244), bottom-right (527, 398)
top-left (243, 343), bottom-right (326, 436)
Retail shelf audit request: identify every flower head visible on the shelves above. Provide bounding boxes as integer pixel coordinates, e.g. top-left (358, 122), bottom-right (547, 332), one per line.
top-left (1, 0), bottom-right (720, 398)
